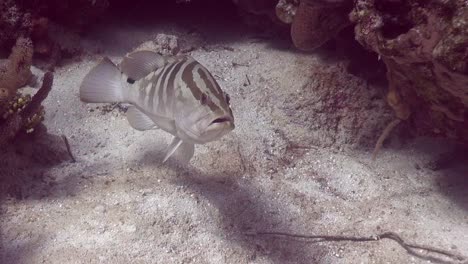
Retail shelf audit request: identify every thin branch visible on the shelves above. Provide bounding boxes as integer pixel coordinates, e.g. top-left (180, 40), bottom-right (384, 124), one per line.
top-left (244, 231), bottom-right (467, 264)
top-left (61, 134), bottom-right (76, 163)
top-left (232, 62), bottom-right (248, 67)
top-left (245, 74), bottom-right (251, 86)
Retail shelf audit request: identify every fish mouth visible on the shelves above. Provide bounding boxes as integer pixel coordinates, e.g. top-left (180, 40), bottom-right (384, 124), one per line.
top-left (209, 116), bottom-right (232, 125)
top-left (176, 114), bottom-right (234, 144)
top-left (208, 118), bottom-right (235, 134)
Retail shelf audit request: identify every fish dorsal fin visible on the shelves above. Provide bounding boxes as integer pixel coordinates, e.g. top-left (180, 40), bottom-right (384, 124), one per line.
top-left (119, 50), bottom-right (166, 81)
top-left (162, 137), bottom-right (195, 164)
top-left (126, 106), bottom-right (157, 131)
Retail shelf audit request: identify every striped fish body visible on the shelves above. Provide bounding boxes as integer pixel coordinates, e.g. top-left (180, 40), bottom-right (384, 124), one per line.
top-left (80, 51), bottom-right (235, 163)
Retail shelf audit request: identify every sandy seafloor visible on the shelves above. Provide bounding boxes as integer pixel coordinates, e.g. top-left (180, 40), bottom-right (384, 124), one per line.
top-left (1, 17), bottom-right (467, 264)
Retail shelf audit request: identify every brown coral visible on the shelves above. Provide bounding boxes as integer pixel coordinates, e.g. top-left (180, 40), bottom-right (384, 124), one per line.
top-left (290, 0), bottom-right (353, 51)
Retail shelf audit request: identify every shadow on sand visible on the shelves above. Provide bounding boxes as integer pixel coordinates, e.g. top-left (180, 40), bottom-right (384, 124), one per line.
top-left (137, 147), bottom-right (329, 264)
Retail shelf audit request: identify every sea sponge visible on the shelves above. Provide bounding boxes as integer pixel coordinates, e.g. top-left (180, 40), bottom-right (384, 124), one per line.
top-left (0, 37), bottom-right (33, 101)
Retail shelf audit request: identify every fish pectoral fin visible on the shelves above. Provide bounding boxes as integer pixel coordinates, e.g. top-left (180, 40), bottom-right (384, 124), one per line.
top-left (119, 50), bottom-right (166, 81)
top-left (162, 137), bottom-right (195, 164)
top-left (126, 106), bottom-right (157, 131)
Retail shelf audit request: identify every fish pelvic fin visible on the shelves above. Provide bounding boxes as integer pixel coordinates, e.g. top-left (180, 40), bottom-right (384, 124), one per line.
top-left (162, 137), bottom-right (195, 164)
top-left (80, 57), bottom-right (125, 103)
top-left (163, 137), bottom-right (183, 163)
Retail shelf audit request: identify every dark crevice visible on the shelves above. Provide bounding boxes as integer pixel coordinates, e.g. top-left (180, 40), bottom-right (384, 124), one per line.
top-left (375, 0), bottom-right (414, 39)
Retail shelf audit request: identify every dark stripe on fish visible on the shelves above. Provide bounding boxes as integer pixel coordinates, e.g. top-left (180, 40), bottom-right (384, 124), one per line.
top-left (196, 67), bottom-right (228, 110)
top-left (139, 79), bottom-right (151, 103)
top-left (150, 62), bottom-right (173, 111)
top-left (183, 61), bottom-right (223, 111)
top-left (147, 75), bottom-right (158, 110)
top-left (181, 61), bottom-right (202, 101)
top-left (165, 60), bottom-right (186, 113)
top-left (158, 61), bottom-right (182, 113)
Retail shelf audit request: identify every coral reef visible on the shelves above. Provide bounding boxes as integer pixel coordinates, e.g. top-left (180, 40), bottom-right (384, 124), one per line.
top-left (15, 0), bottom-right (109, 32)
top-left (350, 0), bottom-right (468, 144)
top-left (1, 0), bottom-right (107, 68)
top-left (0, 0), bottom-right (33, 51)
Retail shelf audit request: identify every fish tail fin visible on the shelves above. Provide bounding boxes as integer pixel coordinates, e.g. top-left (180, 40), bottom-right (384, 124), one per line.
top-left (80, 57), bottom-right (125, 103)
